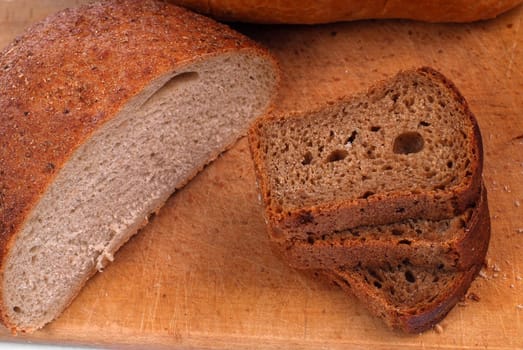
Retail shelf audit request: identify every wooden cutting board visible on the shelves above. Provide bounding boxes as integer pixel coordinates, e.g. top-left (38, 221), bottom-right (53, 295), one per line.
top-left (1, 1), bottom-right (522, 348)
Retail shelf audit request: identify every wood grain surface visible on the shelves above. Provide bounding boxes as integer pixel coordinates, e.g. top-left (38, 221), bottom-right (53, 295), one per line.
top-left (1, 1), bottom-right (522, 349)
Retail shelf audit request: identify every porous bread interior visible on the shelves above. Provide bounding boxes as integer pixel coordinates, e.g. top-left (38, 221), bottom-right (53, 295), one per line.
top-left (336, 261), bottom-right (457, 313)
top-left (256, 70), bottom-right (473, 210)
top-left (3, 52), bottom-right (276, 331)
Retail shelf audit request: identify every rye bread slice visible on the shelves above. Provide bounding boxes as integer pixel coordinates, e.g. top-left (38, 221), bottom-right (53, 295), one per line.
top-left (325, 259), bottom-right (486, 333)
top-left (276, 185), bottom-right (488, 271)
top-left (249, 67), bottom-right (483, 241)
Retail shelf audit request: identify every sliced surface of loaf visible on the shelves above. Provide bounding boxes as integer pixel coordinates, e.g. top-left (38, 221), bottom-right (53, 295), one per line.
top-left (276, 185), bottom-right (488, 271)
top-left (0, 0), bottom-right (279, 332)
top-left (249, 67), bottom-right (483, 241)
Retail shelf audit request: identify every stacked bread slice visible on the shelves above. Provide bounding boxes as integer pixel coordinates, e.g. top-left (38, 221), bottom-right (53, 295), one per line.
top-left (248, 67), bottom-right (490, 333)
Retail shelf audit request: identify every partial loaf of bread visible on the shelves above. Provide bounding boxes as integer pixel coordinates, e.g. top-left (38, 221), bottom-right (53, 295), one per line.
top-left (169, 0), bottom-right (522, 24)
top-left (276, 185), bottom-right (488, 271)
top-left (249, 67), bottom-right (483, 242)
top-left (0, 0), bottom-right (278, 332)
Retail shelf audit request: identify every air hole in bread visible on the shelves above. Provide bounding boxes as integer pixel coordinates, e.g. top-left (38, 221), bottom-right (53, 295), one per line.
top-left (370, 126), bottom-right (381, 132)
top-left (360, 191), bottom-right (374, 199)
top-left (326, 149), bottom-right (348, 162)
top-left (141, 72), bottom-right (199, 108)
top-left (391, 229), bottom-right (403, 236)
top-left (419, 120), bottom-right (431, 127)
top-left (404, 270), bottom-right (416, 283)
top-left (373, 281), bottom-right (382, 289)
top-left (447, 160), bottom-right (454, 168)
top-left (307, 236), bottom-right (315, 245)
top-left (393, 131), bottom-right (424, 154)
top-left (390, 92), bottom-right (400, 102)
top-left (13, 306), bottom-right (21, 313)
top-left (398, 239), bottom-right (412, 245)
top-left (302, 151), bottom-right (313, 165)
top-left (345, 130), bottom-right (358, 145)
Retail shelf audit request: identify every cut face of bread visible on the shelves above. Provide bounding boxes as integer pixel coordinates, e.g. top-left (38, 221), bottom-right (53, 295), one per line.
top-left (249, 67), bottom-right (483, 240)
top-left (0, 0), bottom-right (278, 332)
top-left (326, 260), bottom-right (484, 333)
top-left (276, 185), bottom-right (489, 271)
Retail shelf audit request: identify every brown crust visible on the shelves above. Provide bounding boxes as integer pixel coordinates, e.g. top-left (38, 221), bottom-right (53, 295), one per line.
top-left (0, 0), bottom-right (278, 332)
top-left (169, 0), bottom-right (523, 24)
top-left (275, 184), bottom-right (489, 271)
top-left (249, 67), bottom-right (484, 241)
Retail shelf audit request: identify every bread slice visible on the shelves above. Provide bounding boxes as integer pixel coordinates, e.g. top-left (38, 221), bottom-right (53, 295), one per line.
top-left (249, 67), bottom-right (483, 242)
top-left (325, 259), bottom-right (486, 333)
top-left (276, 184), bottom-right (488, 271)
top-left (307, 189), bottom-right (490, 334)
top-left (0, 0), bottom-right (278, 332)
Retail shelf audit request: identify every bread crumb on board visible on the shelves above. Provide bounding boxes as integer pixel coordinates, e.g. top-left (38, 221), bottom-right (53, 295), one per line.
top-left (434, 324), bottom-right (444, 334)
top-left (516, 304), bottom-right (523, 310)
top-left (467, 292), bottom-right (481, 302)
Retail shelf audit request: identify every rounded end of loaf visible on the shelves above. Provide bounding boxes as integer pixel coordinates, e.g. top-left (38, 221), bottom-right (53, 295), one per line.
top-left (168, 0), bottom-right (523, 24)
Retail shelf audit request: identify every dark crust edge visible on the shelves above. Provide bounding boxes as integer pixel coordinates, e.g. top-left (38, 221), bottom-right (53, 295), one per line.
top-left (0, 0), bottom-right (279, 333)
top-left (248, 66), bottom-right (484, 239)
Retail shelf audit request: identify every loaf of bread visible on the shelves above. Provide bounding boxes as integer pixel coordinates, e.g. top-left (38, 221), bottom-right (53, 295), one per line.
top-left (0, 0), bottom-right (278, 332)
top-left (249, 67), bottom-right (483, 242)
top-left (276, 185), bottom-right (488, 271)
top-left (169, 0), bottom-right (523, 24)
